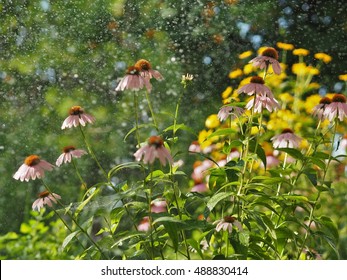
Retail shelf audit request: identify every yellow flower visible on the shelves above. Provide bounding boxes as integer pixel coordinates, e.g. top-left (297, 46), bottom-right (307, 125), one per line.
top-left (293, 48), bottom-right (310, 56)
top-left (205, 114), bottom-right (220, 129)
top-left (228, 68), bottom-right (243, 79)
top-left (304, 94), bottom-right (321, 114)
top-left (292, 63), bottom-right (308, 75)
top-left (238, 50), bottom-right (253, 59)
top-left (266, 71), bottom-right (286, 87)
top-left (276, 42), bottom-right (294, 51)
top-left (308, 82), bottom-right (320, 89)
top-left (307, 66), bottom-right (320, 75)
top-left (278, 93), bottom-right (294, 104)
top-left (239, 76), bottom-right (252, 87)
top-left (221, 86), bottom-right (233, 99)
top-left (338, 74), bottom-right (347, 81)
top-left (243, 63), bottom-right (254, 75)
top-left (314, 52), bottom-right (332, 63)
top-left (257, 46), bottom-right (268, 55)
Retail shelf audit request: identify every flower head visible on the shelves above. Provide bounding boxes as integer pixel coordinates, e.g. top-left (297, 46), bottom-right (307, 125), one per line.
top-left (134, 59), bottom-right (164, 81)
top-left (312, 97), bottom-right (332, 120)
top-left (276, 42), bottom-right (294, 51)
top-left (217, 105), bottom-right (244, 122)
top-left (293, 48), bottom-right (310, 56)
top-left (32, 190), bottom-right (61, 211)
top-left (314, 52), bottom-right (332, 64)
top-left (237, 76), bottom-right (273, 97)
top-left (324, 94), bottom-right (347, 121)
top-left (271, 128), bottom-right (302, 149)
top-left (138, 216), bottom-right (150, 232)
top-left (56, 146), bottom-right (87, 167)
top-left (249, 47), bottom-right (281, 75)
top-left (214, 216), bottom-right (243, 234)
top-left (13, 155), bottom-right (54, 182)
top-left (151, 199), bottom-right (167, 213)
top-left (61, 106), bottom-right (95, 129)
top-left (134, 136), bottom-right (173, 166)
top-left (115, 66), bottom-right (152, 92)
top-left (245, 93), bottom-right (280, 113)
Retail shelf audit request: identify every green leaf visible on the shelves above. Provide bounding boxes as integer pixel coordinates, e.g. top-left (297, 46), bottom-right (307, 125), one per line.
top-left (249, 140), bottom-right (266, 169)
top-left (208, 168), bottom-right (227, 188)
top-left (207, 192), bottom-right (232, 211)
top-left (62, 231), bottom-right (80, 250)
top-left (282, 194), bottom-right (309, 202)
top-left (303, 168), bottom-right (318, 186)
top-left (205, 128), bottom-right (237, 140)
top-left (123, 123), bottom-right (156, 141)
top-left (108, 162), bottom-right (144, 178)
top-left (163, 123), bottom-right (196, 135)
top-left (276, 148), bottom-right (303, 160)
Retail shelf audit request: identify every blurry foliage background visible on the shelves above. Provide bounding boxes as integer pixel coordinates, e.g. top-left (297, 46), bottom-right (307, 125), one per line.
top-left (0, 0), bottom-right (346, 237)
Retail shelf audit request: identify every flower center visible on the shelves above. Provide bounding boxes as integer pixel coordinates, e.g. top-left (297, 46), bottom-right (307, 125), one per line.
top-left (332, 94), bottom-right (347, 103)
top-left (261, 47), bottom-right (279, 60)
top-left (319, 97), bottom-right (332, 105)
top-left (282, 128), bottom-right (294, 134)
top-left (63, 145), bottom-right (76, 153)
top-left (38, 190), bottom-right (50, 198)
top-left (223, 216), bottom-right (236, 223)
top-left (126, 66), bottom-right (140, 75)
top-left (134, 59), bottom-right (151, 71)
top-left (24, 155), bottom-right (41, 166)
top-left (148, 135), bottom-right (164, 148)
top-left (69, 106), bottom-right (83, 115)
top-left (250, 76), bottom-right (265, 84)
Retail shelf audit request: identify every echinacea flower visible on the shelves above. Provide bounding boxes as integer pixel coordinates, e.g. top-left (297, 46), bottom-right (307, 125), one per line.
top-left (237, 76), bottom-right (274, 97)
top-left (217, 105), bottom-right (245, 122)
top-left (32, 190), bottom-right (61, 211)
top-left (61, 106), bottom-right (95, 129)
top-left (56, 146), bottom-right (87, 167)
top-left (134, 136), bottom-right (173, 166)
top-left (134, 59), bottom-right (164, 81)
top-left (245, 93), bottom-right (280, 113)
top-left (13, 155), bottom-right (54, 182)
top-left (312, 97), bottom-right (332, 120)
top-left (151, 199), bottom-right (167, 213)
top-left (115, 66), bottom-right (152, 92)
top-left (271, 128), bottom-right (302, 149)
top-left (324, 94), bottom-right (347, 121)
top-left (138, 216), bottom-right (150, 232)
top-left (249, 47), bottom-right (281, 75)
top-left (214, 216), bottom-right (243, 234)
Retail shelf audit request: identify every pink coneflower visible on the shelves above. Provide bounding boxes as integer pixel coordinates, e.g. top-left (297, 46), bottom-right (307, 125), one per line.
top-left (237, 76), bottom-right (274, 97)
top-left (56, 145), bottom-right (87, 167)
top-left (324, 94), bottom-right (347, 121)
top-left (151, 199), bottom-right (167, 213)
top-left (13, 155), bottom-right (54, 182)
top-left (188, 141), bottom-right (201, 153)
top-left (115, 65), bottom-right (152, 92)
top-left (214, 216), bottom-right (243, 234)
top-left (61, 106), bottom-right (95, 129)
top-left (271, 128), bottom-right (302, 149)
top-left (249, 47), bottom-right (281, 75)
top-left (263, 152), bottom-right (280, 168)
top-left (138, 216), bottom-right (150, 232)
top-left (134, 136), bottom-right (173, 166)
top-left (217, 105), bottom-right (245, 122)
top-left (245, 93), bottom-right (280, 113)
top-left (312, 97), bottom-right (332, 120)
top-left (134, 59), bottom-right (164, 81)
top-left (32, 190), bottom-right (61, 211)
top-left (191, 182), bottom-right (209, 193)
top-left (191, 160), bottom-right (213, 183)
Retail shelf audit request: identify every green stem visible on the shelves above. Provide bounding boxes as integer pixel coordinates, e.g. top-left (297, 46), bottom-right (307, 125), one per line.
top-left (42, 180), bottom-right (107, 259)
top-left (173, 90), bottom-right (185, 141)
top-left (78, 125), bottom-right (108, 181)
top-left (133, 91), bottom-right (141, 146)
top-left (71, 157), bottom-right (86, 189)
top-left (145, 90), bottom-right (158, 131)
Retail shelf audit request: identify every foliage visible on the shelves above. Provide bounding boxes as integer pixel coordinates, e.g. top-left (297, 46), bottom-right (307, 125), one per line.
top-left (0, 0), bottom-right (346, 260)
